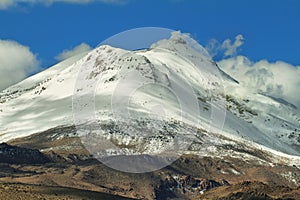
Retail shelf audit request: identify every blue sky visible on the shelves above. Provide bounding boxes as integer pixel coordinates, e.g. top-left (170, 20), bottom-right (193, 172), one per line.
top-left (0, 0), bottom-right (299, 65)
top-left (0, 0), bottom-right (300, 92)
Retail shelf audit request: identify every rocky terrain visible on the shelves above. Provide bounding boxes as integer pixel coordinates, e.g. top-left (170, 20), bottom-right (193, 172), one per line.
top-left (0, 127), bottom-right (298, 199)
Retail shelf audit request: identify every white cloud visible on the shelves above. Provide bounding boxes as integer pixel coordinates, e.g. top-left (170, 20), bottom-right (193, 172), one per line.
top-left (205, 38), bottom-right (221, 57)
top-left (218, 56), bottom-right (300, 108)
top-left (0, 0), bottom-right (125, 9)
top-left (0, 0), bottom-right (14, 9)
top-left (55, 43), bottom-right (91, 61)
top-left (221, 34), bottom-right (245, 57)
top-left (206, 34), bottom-right (245, 58)
top-left (0, 39), bottom-right (39, 91)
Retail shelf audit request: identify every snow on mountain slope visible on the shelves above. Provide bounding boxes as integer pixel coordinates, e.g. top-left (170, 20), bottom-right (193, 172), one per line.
top-left (0, 51), bottom-right (89, 141)
top-left (0, 32), bottom-right (299, 161)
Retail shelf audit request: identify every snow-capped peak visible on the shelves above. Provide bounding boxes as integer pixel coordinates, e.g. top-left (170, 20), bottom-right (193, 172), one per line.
top-left (0, 32), bottom-right (299, 163)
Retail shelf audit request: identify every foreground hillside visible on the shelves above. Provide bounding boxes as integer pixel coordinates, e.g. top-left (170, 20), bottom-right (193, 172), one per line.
top-left (0, 183), bottom-right (134, 200)
top-left (0, 131), bottom-right (299, 199)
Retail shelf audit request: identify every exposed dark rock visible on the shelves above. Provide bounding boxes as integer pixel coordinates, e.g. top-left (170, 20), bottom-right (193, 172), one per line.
top-left (155, 174), bottom-right (230, 200)
top-left (0, 143), bottom-right (50, 164)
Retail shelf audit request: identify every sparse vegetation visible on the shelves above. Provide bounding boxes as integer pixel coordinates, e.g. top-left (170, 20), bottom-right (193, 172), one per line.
top-left (226, 94), bottom-right (258, 116)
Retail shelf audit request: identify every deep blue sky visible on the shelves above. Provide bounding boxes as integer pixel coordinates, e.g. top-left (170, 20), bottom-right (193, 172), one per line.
top-left (0, 0), bottom-right (300, 67)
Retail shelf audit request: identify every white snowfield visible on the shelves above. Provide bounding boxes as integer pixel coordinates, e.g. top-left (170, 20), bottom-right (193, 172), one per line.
top-left (0, 32), bottom-right (299, 162)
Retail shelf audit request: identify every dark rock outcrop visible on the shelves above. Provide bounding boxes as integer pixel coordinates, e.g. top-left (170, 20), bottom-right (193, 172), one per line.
top-left (155, 174), bottom-right (230, 199)
top-left (0, 143), bottom-right (50, 164)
